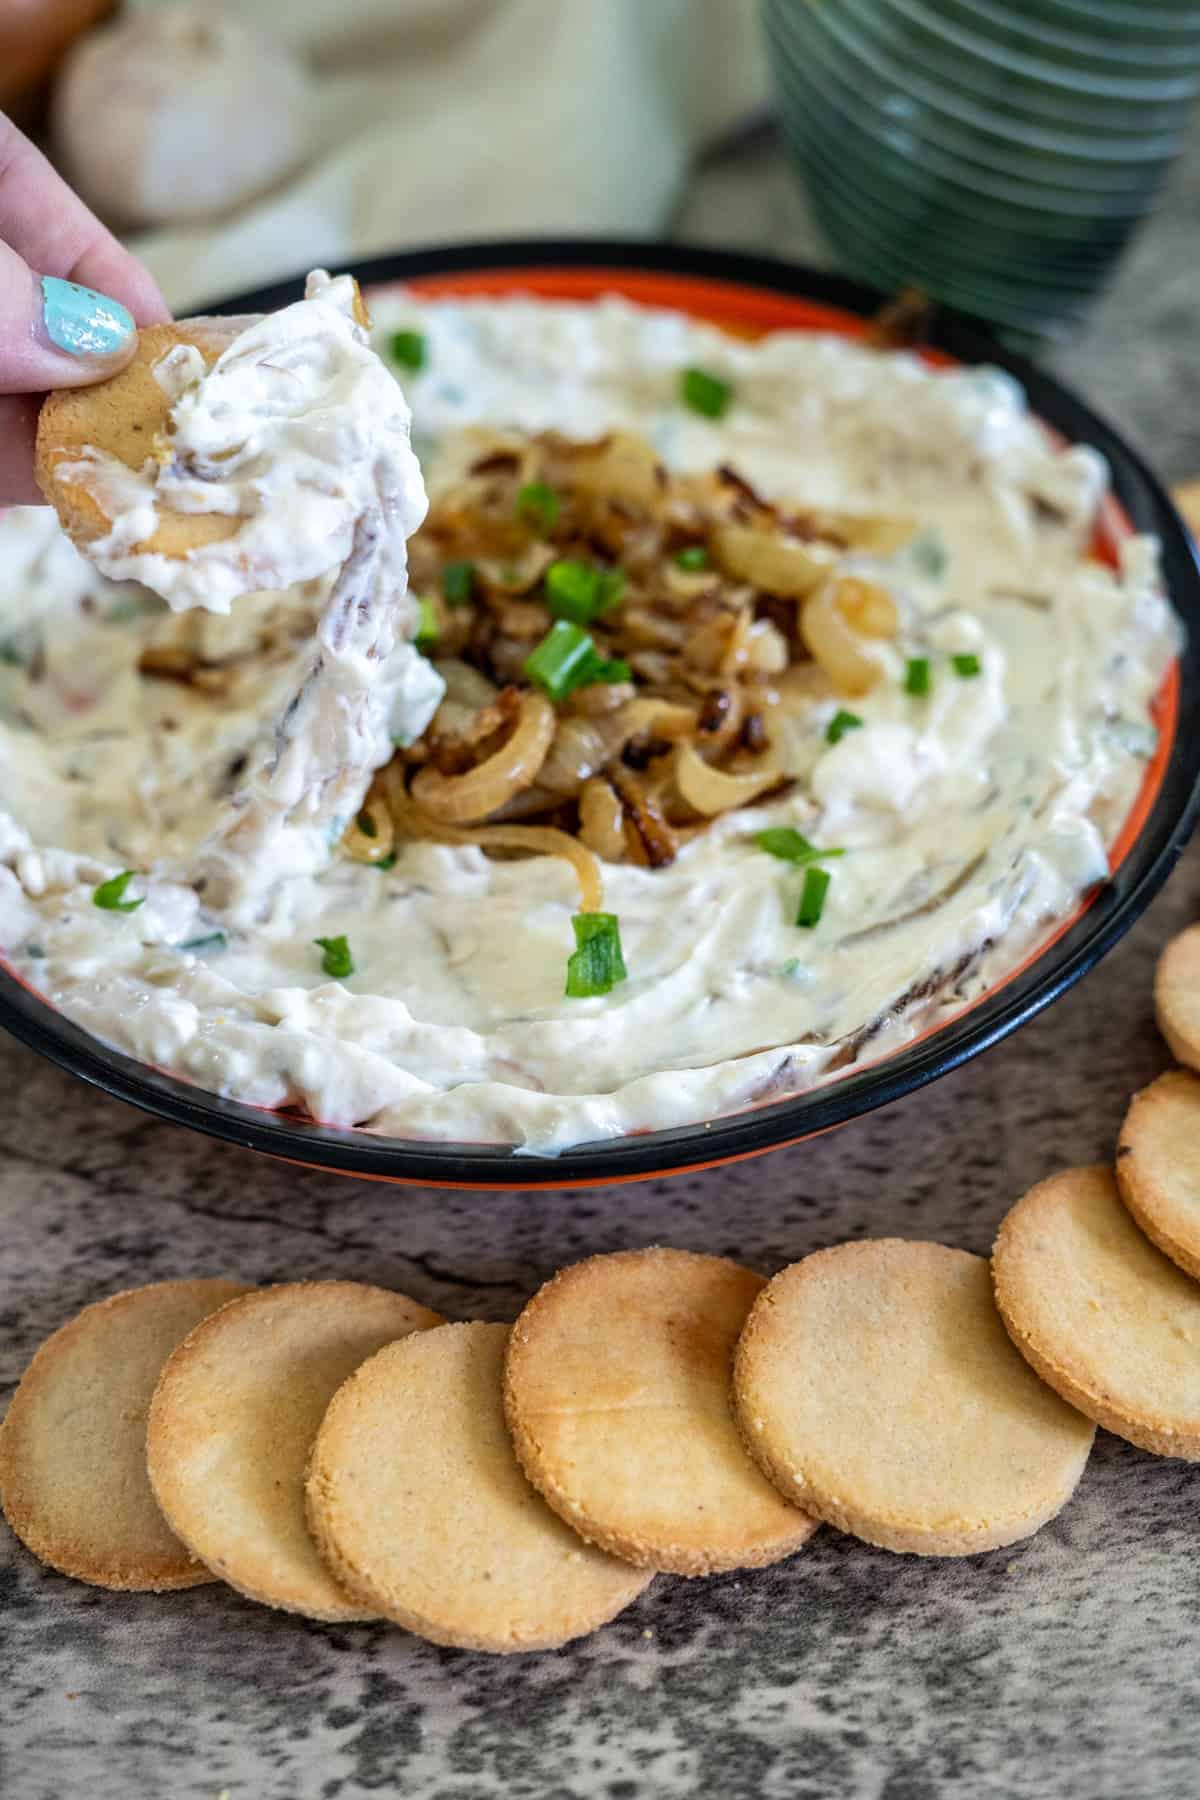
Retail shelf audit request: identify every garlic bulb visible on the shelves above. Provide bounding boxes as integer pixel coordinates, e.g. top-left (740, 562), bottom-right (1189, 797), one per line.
top-left (52, 5), bottom-right (314, 228)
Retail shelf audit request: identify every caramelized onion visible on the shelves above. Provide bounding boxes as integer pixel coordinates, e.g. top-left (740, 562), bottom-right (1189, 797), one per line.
top-left (578, 776), bottom-right (626, 862)
top-left (410, 689), bottom-right (555, 823)
top-left (800, 576), bottom-right (897, 696)
top-left (538, 714), bottom-right (626, 796)
top-left (712, 523), bottom-right (836, 598)
top-left (386, 769), bottom-right (602, 910)
top-left (545, 430), bottom-right (662, 507)
top-left (675, 740), bottom-right (783, 816)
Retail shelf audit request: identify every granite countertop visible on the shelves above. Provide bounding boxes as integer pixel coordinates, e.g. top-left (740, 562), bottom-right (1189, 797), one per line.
top-left (4, 126), bottom-right (1200, 1800)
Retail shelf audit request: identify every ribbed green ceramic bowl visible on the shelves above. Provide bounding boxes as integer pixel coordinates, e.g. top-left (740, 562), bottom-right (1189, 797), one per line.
top-left (763, 0), bottom-right (1200, 338)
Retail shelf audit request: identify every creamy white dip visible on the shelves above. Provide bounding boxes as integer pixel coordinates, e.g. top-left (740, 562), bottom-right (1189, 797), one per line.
top-left (0, 286), bottom-right (1179, 1151)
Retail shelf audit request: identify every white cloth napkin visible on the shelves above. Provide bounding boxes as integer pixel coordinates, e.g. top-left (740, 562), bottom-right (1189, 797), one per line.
top-left (125, 0), bottom-right (768, 313)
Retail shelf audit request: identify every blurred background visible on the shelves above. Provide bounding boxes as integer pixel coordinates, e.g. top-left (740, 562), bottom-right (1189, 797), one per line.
top-left (3, 0), bottom-right (1198, 479)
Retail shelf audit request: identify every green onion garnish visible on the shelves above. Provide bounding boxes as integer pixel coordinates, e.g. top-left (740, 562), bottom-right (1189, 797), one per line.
top-left (390, 329), bottom-right (426, 372)
top-left (952, 652), bottom-right (982, 678)
top-left (523, 621), bottom-right (630, 702)
top-left (179, 931), bottom-right (227, 954)
top-left (314, 935), bottom-right (355, 979)
top-left (675, 545), bottom-right (709, 571)
top-left (681, 366), bottom-right (732, 419)
top-left (565, 912), bottom-right (628, 998)
top-left (92, 870), bottom-right (143, 913)
top-left (544, 560), bottom-right (625, 625)
top-left (356, 811), bottom-right (377, 838)
top-left (375, 852), bottom-right (397, 872)
top-left (0, 640), bottom-right (22, 667)
top-left (415, 597), bottom-right (438, 650)
top-left (442, 560), bottom-right (475, 606)
top-left (796, 866), bottom-right (831, 929)
top-left (825, 709), bottom-right (864, 745)
top-left (755, 828), bottom-right (844, 866)
top-left (104, 598), bottom-right (142, 625)
top-left (904, 657), bottom-right (931, 697)
top-left (595, 570), bottom-right (626, 614)
top-left (910, 530), bottom-right (947, 579)
top-left (516, 481), bottom-right (560, 531)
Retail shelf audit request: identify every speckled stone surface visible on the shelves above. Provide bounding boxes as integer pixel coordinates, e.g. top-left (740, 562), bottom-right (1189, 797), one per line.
top-left (4, 125), bottom-right (1200, 1800)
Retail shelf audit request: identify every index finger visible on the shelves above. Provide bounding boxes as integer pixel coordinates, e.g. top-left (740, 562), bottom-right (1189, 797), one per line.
top-left (0, 115), bottom-right (169, 327)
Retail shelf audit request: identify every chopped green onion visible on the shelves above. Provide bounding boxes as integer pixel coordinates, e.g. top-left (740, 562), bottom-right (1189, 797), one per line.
top-left (952, 652), bottom-right (982, 678)
top-left (390, 329), bottom-right (426, 372)
top-left (179, 931), bottom-right (227, 954)
top-left (523, 620), bottom-right (595, 699)
top-left (104, 598), bottom-right (144, 625)
top-left (755, 828), bottom-right (844, 866)
top-left (565, 912), bottom-right (628, 998)
top-left (523, 621), bottom-right (630, 702)
top-left (595, 569), bottom-right (626, 614)
top-left (904, 657), bottom-right (931, 697)
top-left (544, 560), bottom-right (596, 624)
top-left (516, 481), bottom-right (560, 531)
top-left (92, 870), bottom-right (143, 913)
top-left (796, 866), bottom-right (831, 929)
top-left (355, 810), bottom-right (377, 838)
top-left (675, 545), bottom-right (709, 571)
top-left (375, 852), bottom-right (398, 872)
top-left (314, 935), bottom-right (355, 979)
top-left (825, 709), bottom-right (864, 745)
top-left (415, 597), bottom-right (438, 650)
top-left (909, 530), bottom-right (947, 579)
top-left (681, 366), bottom-right (732, 419)
top-left (544, 560), bottom-right (625, 625)
top-left (0, 640), bottom-right (22, 667)
top-left (442, 560), bottom-right (475, 606)
top-left (589, 654), bottom-right (631, 685)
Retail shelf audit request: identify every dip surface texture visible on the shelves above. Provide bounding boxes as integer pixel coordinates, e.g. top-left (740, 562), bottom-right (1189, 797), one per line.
top-left (0, 292), bottom-right (1178, 1149)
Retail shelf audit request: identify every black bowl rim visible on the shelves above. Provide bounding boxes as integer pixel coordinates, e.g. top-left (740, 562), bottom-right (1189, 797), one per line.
top-left (2, 236), bottom-right (1198, 1188)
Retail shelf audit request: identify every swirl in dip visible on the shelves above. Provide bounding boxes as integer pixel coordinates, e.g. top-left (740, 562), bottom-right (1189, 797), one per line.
top-left (0, 276), bottom-right (1179, 1151)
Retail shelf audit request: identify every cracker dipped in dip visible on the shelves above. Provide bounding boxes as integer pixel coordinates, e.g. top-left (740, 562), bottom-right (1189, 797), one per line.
top-left (0, 276), bottom-right (1178, 1150)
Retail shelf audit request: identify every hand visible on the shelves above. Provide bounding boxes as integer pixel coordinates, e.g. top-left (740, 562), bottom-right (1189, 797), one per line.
top-left (0, 113), bottom-right (169, 505)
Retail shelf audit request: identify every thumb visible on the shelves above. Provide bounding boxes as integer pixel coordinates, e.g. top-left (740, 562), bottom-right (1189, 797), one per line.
top-left (0, 238), bottom-right (138, 393)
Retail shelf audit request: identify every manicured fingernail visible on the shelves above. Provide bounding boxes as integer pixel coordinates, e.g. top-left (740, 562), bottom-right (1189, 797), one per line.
top-left (41, 276), bottom-right (134, 357)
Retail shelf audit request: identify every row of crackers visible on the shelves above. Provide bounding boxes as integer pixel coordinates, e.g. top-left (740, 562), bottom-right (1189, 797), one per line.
top-left (2, 1042), bottom-right (1199, 1654)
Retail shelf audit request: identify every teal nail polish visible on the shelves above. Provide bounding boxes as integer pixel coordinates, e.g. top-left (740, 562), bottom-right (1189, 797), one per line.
top-left (41, 276), bottom-right (134, 357)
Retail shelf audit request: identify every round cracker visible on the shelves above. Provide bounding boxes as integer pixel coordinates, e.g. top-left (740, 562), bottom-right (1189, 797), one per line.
top-left (1117, 1069), bottom-right (1200, 1279)
top-left (1155, 924), bottom-right (1200, 1074)
top-left (0, 1278), bottom-right (249, 1590)
top-left (503, 1248), bottom-right (817, 1575)
top-left (993, 1165), bottom-right (1200, 1459)
top-left (306, 1322), bottom-right (652, 1652)
top-left (146, 1280), bottom-right (440, 1622)
top-left (733, 1240), bottom-right (1094, 1556)
top-left (35, 317), bottom-right (247, 560)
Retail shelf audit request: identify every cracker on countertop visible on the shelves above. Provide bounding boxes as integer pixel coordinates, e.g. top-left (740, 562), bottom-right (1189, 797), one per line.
top-left (0, 1278), bottom-right (250, 1591)
top-left (306, 1321), bottom-right (652, 1653)
top-left (146, 1279), bottom-right (442, 1622)
top-left (993, 1164), bottom-right (1200, 1460)
top-left (733, 1238), bottom-right (1094, 1556)
top-left (504, 1246), bottom-right (817, 1576)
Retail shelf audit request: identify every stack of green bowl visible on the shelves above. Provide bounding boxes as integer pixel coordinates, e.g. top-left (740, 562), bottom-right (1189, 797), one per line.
top-left (762, 0), bottom-right (1200, 340)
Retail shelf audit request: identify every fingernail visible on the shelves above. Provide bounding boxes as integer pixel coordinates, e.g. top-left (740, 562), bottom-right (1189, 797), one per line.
top-left (41, 276), bottom-right (134, 358)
